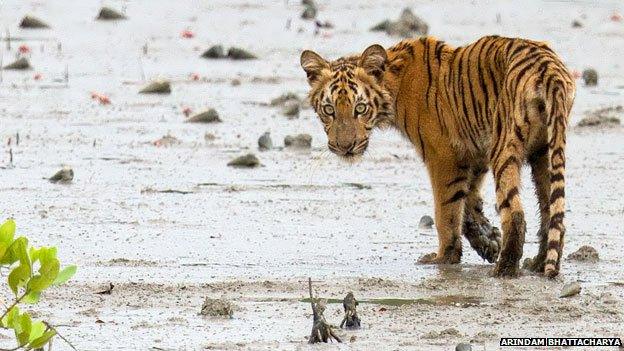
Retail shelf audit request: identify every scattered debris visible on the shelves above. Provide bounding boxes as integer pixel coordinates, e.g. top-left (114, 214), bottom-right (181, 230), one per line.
top-left (230, 78), bottom-right (241, 86)
top-left (281, 100), bottom-right (300, 118)
top-left (284, 134), bottom-right (312, 149)
top-left (90, 92), bottom-right (111, 105)
top-left (344, 182), bottom-right (371, 190)
top-left (3, 57), bottom-right (31, 70)
top-left (19, 15), bottom-right (50, 29)
top-left (308, 278), bottom-right (342, 344)
top-left (567, 245), bottom-right (599, 262)
top-left (270, 92), bottom-right (300, 106)
top-left (141, 187), bottom-right (194, 195)
top-left (370, 8), bottom-right (428, 38)
top-left (560, 282), bottom-right (581, 298)
top-left (139, 80), bottom-right (171, 94)
top-left (258, 132), bottom-right (273, 151)
top-left (339, 292), bottom-right (361, 329)
top-left (185, 109), bottom-right (221, 123)
top-left (95, 283), bottom-right (114, 295)
top-left (227, 47), bottom-right (257, 60)
top-left (49, 166), bottom-right (74, 184)
top-left (200, 297), bottom-right (234, 318)
top-left (582, 68), bottom-right (598, 86)
top-left (201, 45), bottom-right (225, 59)
top-left (182, 106), bottom-right (193, 117)
top-left (456, 343), bottom-right (472, 351)
top-left (301, 1), bottom-right (318, 20)
top-left (152, 134), bottom-right (181, 147)
top-left (571, 19), bottom-right (583, 28)
top-left (577, 106), bottom-right (621, 128)
top-left (418, 215), bottom-right (434, 229)
top-left (96, 7), bottom-right (127, 20)
top-left (181, 29), bottom-right (195, 38)
top-left (18, 44), bottom-right (31, 54)
top-left (227, 153), bottom-right (260, 168)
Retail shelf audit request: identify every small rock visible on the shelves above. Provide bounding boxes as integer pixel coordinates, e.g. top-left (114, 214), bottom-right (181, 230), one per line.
top-left (152, 134), bottom-right (181, 147)
top-left (204, 132), bottom-right (216, 142)
top-left (200, 298), bottom-right (234, 318)
top-left (228, 153), bottom-right (260, 168)
top-left (577, 106), bottom-right (622, 128)
top-left (230, 78), bottom-right (241, 86)
top-left (96, 7), bottom-right (127, 20)
top-left (139, 80), bottom-right (171, 94)
top-left (301, 4), bottom-right (318, 20)
top-left (567, 245), bottom-right (599, 262)
top-left (270, 92), bottom-right (300, 106)
top-left (227, 47), bottom-right (257, 60)
top-left (560, 281), bottom-right (581, 298)
top-left (456, 343), bottom-right (472, 351)
top-left (49, 166), bottom-right (74, 184)
top-left (201, 45), bottom-right (225, 59)
top-left (3, 58), bottom-right (31, 70)
top-left (418, 215), bottom-right (434, 229)
top-left (258, 132), bottom-right (273, 151)
top-left (284, 134), bottom-right (312, 149)
top-left (371, 8), bottom-right (428, 38)
top-left (422, 327), bottom-right (461, 339)
top-left (582, 68), bottom-right (598, 86)
top-left (281, 100), bottom-right (300, 118)
top-left (571, 19), bottom-right (583, 28)
top-left (186, 109), bottom-right (221, 123)
top-left (19, 15), bottom-right (50, 29)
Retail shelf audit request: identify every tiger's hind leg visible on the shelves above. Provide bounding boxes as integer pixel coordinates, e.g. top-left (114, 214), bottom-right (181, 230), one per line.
top-left (462, 166), bottom-right (502, 263)
top-left (523, 146), bottom-right (550, 273)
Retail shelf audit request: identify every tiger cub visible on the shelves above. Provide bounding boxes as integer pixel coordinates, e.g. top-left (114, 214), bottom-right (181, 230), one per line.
top-left (300, 36), bottom-right (575, 278)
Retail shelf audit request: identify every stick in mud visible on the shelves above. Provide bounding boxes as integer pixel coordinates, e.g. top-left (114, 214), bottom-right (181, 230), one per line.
top-left (308, 278), bottom-right (342, 344)
top-left (339, 292), bottom-right (361, 329)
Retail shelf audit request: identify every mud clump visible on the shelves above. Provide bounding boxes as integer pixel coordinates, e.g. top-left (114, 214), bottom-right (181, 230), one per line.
top-left (422, 327), bottom-right (462, 339)
top-left (582, 68), bottom-right (598, 86)
top-left (418, 215), bottom-right (434, 229)
top-left (3, 58), bottom-right (31, 70)
top-left (284, 134), bottom-right (312, 149)
top-left (370, 8), bottom-right (428, 38)
top-left (270, 92), bottom-right (300, 107)
top-left (200, 297), bottom-right (234, 318)
top-left (96, 7), bottom-right (127, 20)
top-left (227, 47), bottom-right (257, 60)
top-left (186, 109), bottom-right (221, 123)
top-left (560, 281), bottom-right (581, 298)
top-left (456, 343), bottom-right (472, 351)
top-left (258, 132), bottom-right (273, 151)
top-left (301, 0), bottom-right (318, 20)
top-left (577, 106), bottom-right (621, 128)
top-left (282, 100), bottom-right (300, 118)
top-left (19, 15), bottom-right (50, 29)
top-left (139, 80), bottom-right (171, 94)
top-left (567, 245), bottom-right (599, 262)
top-left (228, 153), bottom-right (260, 168)
top-left (201, 45), bottom-right (225, 59)
top-left (49, 166), bottom-right (74, 184)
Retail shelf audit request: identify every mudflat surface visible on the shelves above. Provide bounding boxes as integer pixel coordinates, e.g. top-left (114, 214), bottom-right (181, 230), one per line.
top-left (0, 1), bottom-right (623, 350)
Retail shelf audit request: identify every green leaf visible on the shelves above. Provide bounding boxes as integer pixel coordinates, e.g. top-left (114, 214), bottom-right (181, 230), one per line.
top-left (1, 305), bottom-right (19, 328)
top-left (28, 330), bottom-right (55, 348)
top-left (0, 237), bottom-right (30, 266)
top-left (53, 265), bottom-right (77, 286)
top-left (22, 291), bottom-right (41, 304)
top-left (28, 321), bottom-right (45, 342)
top-left (8, 263), bottom-right (31, 295)
top-left (0, 242), bottom-right (8, 264)
top-left (28, 258), bottom-right (60, 293)
top-left (0, 219), bottom-right (16, 245)
top-left (16, 313), bottom-right (32, 345)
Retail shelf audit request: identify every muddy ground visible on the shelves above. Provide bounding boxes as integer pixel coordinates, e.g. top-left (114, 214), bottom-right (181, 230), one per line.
top-left (0, 0), bottom-right (623, 350)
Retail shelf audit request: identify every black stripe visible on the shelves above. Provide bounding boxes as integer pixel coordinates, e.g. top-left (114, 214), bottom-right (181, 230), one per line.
top-left (498, 187), bottom-right (519, 210)
top-left (550, 187), bottom-right (565, 203)
top-left (443, 190), bottom-right (467, 205)
top-left (447, 176), bottom-right (468, 187)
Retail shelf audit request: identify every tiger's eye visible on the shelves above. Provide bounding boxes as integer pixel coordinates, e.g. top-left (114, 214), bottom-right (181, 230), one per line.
top-left (323, 105), bottom-right (335, 115)
top-left (355, 103), bottom-right (367, 114)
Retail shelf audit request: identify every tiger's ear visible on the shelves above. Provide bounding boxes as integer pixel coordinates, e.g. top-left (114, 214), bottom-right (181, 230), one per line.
top-left (300, 50), bottom-right (329, 86)
top-left (359, 44), bottom-right (387, 82)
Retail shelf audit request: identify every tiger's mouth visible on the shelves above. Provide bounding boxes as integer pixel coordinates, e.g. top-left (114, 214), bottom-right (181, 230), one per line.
top-left (327, 139), bottom-right (369, 159)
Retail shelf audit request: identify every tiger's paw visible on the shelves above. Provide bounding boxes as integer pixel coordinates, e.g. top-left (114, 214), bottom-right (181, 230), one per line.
top-left (522, 255), bottom-right (545, 273)
top-left (491, 259), bottom-right (520, 277)
top-left (463, 211), bottom-right (501, 263)
top-left (417, 251), bottom-right (461, 265)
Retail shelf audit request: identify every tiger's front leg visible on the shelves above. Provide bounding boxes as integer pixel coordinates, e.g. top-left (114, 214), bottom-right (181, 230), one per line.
top-left (418, 159), bottom-right (467, 265)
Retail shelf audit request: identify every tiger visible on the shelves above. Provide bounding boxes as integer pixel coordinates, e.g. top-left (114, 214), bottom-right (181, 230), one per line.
top-left (300, 35), bottom-right (575, 278)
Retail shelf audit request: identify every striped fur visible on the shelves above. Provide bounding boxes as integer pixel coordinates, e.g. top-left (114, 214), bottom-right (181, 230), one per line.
top-left (301, 36), bottom-right (575, 278)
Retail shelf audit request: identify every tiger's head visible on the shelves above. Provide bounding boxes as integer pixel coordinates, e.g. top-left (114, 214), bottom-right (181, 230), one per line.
top-left (300, 45), bottom-right (394, 160)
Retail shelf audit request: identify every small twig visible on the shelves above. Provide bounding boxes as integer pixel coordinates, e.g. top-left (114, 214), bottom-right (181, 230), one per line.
top-left (43, 323), bottom-right (78, 351)
top-left (0, 293), bottom-right (26, 322)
